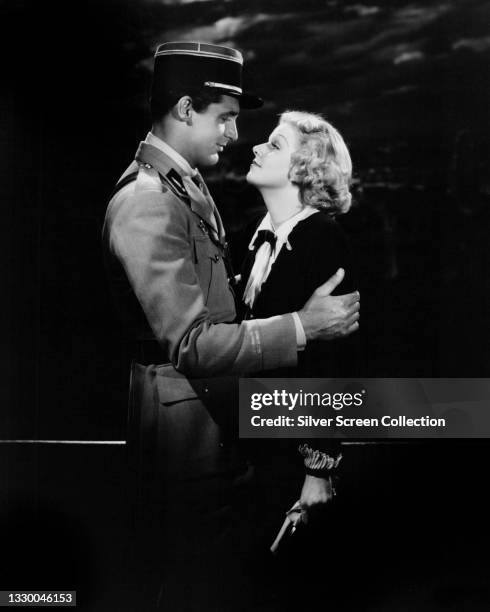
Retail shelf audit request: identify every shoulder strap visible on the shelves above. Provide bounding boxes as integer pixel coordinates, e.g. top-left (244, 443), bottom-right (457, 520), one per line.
top-left (108, 171), bottom-right (139, 200)
top-left (109, 166), bottom-right (185, 204)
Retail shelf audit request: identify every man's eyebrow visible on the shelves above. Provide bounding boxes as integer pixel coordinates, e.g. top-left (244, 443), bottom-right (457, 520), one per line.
top-left (223, 110), bottom-right (239, 118)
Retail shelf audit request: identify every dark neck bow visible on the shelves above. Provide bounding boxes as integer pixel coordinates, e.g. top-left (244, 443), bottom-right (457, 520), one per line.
top-left (253, 229), bottom-right (277, 251)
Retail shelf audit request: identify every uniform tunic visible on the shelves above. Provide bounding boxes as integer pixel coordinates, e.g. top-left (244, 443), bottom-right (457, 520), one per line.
top-left (103, 140), bottom-right (300, 610)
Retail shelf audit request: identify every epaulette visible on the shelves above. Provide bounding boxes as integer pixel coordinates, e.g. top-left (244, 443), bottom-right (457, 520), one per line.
top-left (109, 163), bottom-right (166, 200)
top-left (134, 163), bottom-right (167, 194)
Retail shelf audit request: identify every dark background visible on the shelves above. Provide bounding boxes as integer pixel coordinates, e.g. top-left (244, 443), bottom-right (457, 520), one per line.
top-left (1, 0), bottom-right (490, 609)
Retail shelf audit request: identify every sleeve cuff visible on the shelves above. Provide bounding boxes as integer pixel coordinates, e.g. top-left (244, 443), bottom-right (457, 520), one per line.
top-left (255, 313), bottom-right (298, 371)
top-left (292, 312), bottom-right (307, 351)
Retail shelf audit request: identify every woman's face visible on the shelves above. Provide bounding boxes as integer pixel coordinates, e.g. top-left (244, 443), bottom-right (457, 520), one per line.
top-left (246, 123), bottom-right (300, 189)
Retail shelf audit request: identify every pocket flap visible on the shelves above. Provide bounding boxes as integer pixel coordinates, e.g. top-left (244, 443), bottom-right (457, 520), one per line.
top-left (155, 365), bottom-right (200, 405)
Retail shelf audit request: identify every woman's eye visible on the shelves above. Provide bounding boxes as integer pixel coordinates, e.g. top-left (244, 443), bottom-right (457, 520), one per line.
top-left (270, 142), bottom-right (279, 149)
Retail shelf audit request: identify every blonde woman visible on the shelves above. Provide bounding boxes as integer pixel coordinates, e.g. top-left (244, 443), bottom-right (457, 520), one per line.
top-left (239, 113), bottom-right (358, 584)
top-left (242, 110), bottom-right (358, 378)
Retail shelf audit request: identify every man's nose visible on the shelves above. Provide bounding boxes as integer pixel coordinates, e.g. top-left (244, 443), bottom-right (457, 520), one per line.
top-left (225, 119), bottom-right (238, 142)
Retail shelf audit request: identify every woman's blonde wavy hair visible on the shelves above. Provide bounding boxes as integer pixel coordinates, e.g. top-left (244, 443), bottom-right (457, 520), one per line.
top-left (280, 111), bottom-right (352, 217)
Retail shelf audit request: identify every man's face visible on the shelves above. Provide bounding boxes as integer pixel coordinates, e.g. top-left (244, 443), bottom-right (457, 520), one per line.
top-left (187, 95), bottom-right (240, 167)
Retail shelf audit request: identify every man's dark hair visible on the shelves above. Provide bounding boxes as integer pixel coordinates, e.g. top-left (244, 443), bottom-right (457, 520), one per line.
top-left (150, 87), bottom-right (226, 125)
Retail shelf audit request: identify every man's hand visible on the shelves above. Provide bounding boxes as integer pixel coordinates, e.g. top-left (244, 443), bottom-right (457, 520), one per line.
top-left (299, 474), bottom-right (335, 525)
top-left (298, 268), bottom-right (360, 342)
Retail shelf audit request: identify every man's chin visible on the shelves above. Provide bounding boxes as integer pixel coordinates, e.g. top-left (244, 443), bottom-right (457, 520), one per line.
top-left (200, 153), bottom-right (220, 167)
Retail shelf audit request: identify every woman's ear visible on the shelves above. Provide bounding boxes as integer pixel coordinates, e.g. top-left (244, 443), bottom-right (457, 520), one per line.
top-left (174, 95), bottom-right (194, 124)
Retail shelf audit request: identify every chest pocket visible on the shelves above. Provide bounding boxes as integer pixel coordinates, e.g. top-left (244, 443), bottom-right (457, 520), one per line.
top-left (192, 232), bottom-right (224, 305)
top-left (191, 231), bottom-right (236, 319)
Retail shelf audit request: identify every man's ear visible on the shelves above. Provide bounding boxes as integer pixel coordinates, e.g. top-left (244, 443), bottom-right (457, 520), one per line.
top-left (174, 95), bottom-right (194, 124)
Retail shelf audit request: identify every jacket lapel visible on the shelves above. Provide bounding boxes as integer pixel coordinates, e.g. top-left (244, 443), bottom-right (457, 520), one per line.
top-left (181, 176), bottom-right (219, 234)
top-left (194, 170), bottom-right (227, 243)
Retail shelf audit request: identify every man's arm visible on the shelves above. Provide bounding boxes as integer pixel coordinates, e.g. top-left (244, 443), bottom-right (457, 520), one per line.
top-left (108, 187), bottom-right (297, 375)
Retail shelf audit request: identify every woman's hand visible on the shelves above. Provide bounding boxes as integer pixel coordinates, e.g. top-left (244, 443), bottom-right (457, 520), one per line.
top-left (299, 474), bottom-right (334, 524)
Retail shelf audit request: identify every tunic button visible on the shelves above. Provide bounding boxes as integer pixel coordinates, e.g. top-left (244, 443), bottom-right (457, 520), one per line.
top-left (203, 386), bottom-right (209, 394)
top-left (213, 254), bottom-right (220, 262)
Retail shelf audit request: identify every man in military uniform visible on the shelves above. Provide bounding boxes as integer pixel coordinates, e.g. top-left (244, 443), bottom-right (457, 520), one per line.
top-left (103, 41), bottom-right (360, 610)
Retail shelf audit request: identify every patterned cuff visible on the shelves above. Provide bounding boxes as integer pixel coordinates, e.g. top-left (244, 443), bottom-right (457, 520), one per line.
top-left (298, 443), bottom-right (342, 474)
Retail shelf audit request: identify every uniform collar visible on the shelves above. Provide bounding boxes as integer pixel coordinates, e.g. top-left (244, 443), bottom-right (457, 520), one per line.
top-left (145, 132), bottom-right (197, 177)
top-left (135, 139), bottom-right (222, 239)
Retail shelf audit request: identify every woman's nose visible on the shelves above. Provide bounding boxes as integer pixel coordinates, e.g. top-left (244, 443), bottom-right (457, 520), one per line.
top-left (253, 143), bottom-right (264, 157)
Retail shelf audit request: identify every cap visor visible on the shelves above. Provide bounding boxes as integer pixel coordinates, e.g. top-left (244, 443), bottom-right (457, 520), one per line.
top-left (237, 91), bottom-right (263, 109)
top-left (208, 87), bottom-right (263, 109)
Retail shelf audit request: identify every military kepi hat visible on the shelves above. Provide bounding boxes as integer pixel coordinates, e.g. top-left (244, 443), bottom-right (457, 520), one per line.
top-left (152, 41), bottom-right (263, 110)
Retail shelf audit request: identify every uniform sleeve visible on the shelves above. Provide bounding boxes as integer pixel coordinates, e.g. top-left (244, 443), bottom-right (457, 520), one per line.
top-left (107, 188), bottom-right (298, 377)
